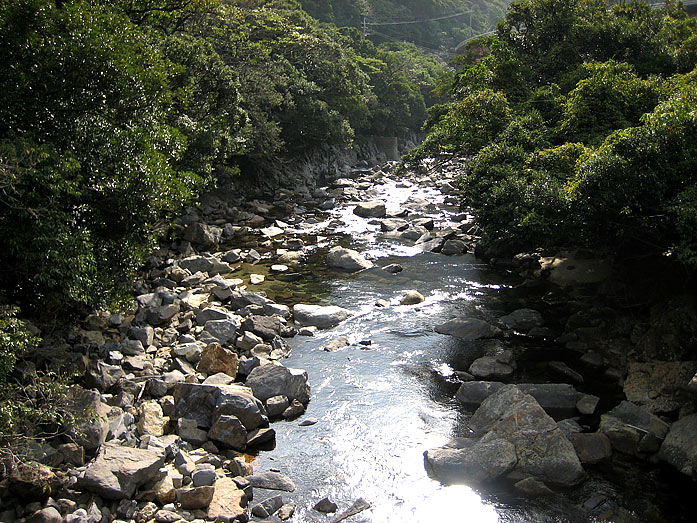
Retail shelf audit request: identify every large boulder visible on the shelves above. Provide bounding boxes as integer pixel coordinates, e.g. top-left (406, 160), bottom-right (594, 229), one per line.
top-left (353, 201), bottom-right (386, 218)
top-left (173, 383), bottom-right (267, 431)
top-left (183, 223), bottom-right (222, 249)
top-left (208, 415), bottom-right (248, 450)
top-left (658, 413), bottom-right (697, 478)
top-left (77, 442), bottom-right (166, 500)
top-left (208, 477), bottom-right (247, 522)
top-left (499, 309), bottom-right (544, 332)
top-left (327, 247), bottom-right (374, 272)
top-left (434, 318), bottom-right (502, 340)
top-left (245, 364), bottom-right (310, 405)
top-left (292, 304), bottom-right (353, 329)
top-left (427, 385), bottom-right (584, 488)
top-left (456, 381), bottom-right (583, 419)
top-left (199, 319), bottom-right (240, 347)
top-left (623, 361), bottom-right (697, 414)
top-left (62, 385), bottom-right (111, 452)
top-left (424, 439), bottom-right (517, 484)
top-left (197, 343), bottom-right (239, 378)
top-left (598, 401), bottom-right (670, 457)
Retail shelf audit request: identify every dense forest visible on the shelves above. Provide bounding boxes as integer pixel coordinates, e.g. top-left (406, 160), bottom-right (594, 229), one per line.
top-left (407, 0), bottom-right (697, 271)
top-left (300, 0), bottom-right (511, 49)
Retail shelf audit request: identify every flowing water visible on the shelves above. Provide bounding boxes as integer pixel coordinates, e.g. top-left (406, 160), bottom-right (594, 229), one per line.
top-left (250, 175), bottom-right (693, 522)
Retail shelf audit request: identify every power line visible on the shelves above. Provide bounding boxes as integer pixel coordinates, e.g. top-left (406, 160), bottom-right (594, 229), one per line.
top-left (366, 11), bottom-right (472, 26)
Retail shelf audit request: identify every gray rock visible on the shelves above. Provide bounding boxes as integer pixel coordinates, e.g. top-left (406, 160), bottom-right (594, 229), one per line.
top-left (247, 471), bottom-right (296, 492)
top-left (192, 464), bottom-right (217, 487)
top-left (568, 433), bottom-right (613, 464)
top-left (324, 336), bottom-right (349, 352)
top-left (196, 307), bottom-right (234, 325)
top-left (77, 442), bottom-right (166, 499)
top-left (513, 477), bottom-right (554, 497)
top-left (468, 356), bottom-right (514, 380)
top-left (382, 263), bottom-right (403, 273)
top-left (208, 415), bottom-right (247, 450)
top-left (400, 290), bottom-right (425, 305)
top-left (623, 361), bottom-right (697, 414)
top-left (380, 218), bottom-right (408, 231)
top-left (62, 385), bottom-right (110, 452)
top-left (313, 497), bottom-right (338, 513)
top-left (353, 200), bottom-right (386, 218)
top-left (200, 319), bottom-right (240, 347)
top-left (172, 342), bottom-right (205, 363)
top-left (266, 396), bottom-right (290, 419)
top-left (658, 413), bottom-right (697, 477)
top-left (499, 308), bottom-right (544, 331)
top-left (576, 394), bottom-right (600, 415)
top-left (549, 361), bottom-right (584, 384)
top-left (26, 507), bottom-right (62, 523)
top-left (246, 364), bottom-right (310, 404)
top-left (434, 318), bottom-right (502, 340)
top-left (251, 495), bottom-right (284, 518)
top-left (441, 239), bottom-right (467, 255)
top-left (293, 304), bottom-right (353, 329)
top-left (598, 401), bottom-right (670, 457)
top-left (177, 418), bottom-right (208, 446)
top-left (247, 427), bottom-right (276, 447)
top-left (242, 315), bottom-right (287, 341)
top-left (173, 383), bottom-right (267, 431)
top-left (424, 438), bottom-right (517, 484)
top-left (183, 223), bottom-right (222, 249)
top-left (330, 498), bottom-right (371, 523)
top-left (176, 485), bottom-right (215, 509)
top-left (278, 502), bottom-right (296, 520)
top-left (327, 246), bottom-right (374, 272)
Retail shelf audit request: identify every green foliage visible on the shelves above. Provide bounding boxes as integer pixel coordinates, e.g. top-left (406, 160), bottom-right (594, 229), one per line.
top-left (0, 305), bottom-right (37, 382)
top-left (413, 0), bottom-right (697, 267)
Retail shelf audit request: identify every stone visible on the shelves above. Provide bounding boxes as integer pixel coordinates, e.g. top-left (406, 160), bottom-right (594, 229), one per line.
top-left (242, 315), bottom-right (286, 341)
top-left (247, 471), bottom-right (296, 492)
top-left (499, 308), bottom-right (544, 332)
top-left (568, 433), bottom-right (613, 464)
top-left (250, 274), bottom-right (265, 285)
top-left (173, 383), bottom-right (267, 431)
top-left (26, 507), bottom-right (62, 523)
top-left (658, 413), bottom-right (697, 477)
top-left (278, 503), bottom-right (296, 520)
top-left (192, 464), bottom-right (217, 487)
top-left (252, 495), bottom-right (284, 517)
top-left (183, 223), bottom-right (222, 248)
top-left (197, 343), bottom-right (239, 378)
top-left (382, 263), bottom-right (403, 273)
top-left (246, 364), bottom-right (310, 404)
top-left (147, 304), bottom-right (180, 326)
top-left (434, 318), bottom-right (502, 340)
top-left (176, 486), bottom-right (215, 509)
top-left (440, 239), bottom-right (466, 255)
top-left (283, 399), bottom-right (306, 419)
top-left (353, 200), bottom-right (386, 218)
top-left (62, 385), bottom-right (111, 452)
top-left (400, 290), bottom-right (425, 305)
top-left (200, 319), bottom-right (240, 347)
top-left (177, 418), bottom-right (208, 446)
top-left (85, 361), bottom-right (125, 391)
top-left (292, 304), bottom-right (353, 329)
top-left (155, 510), bottom-right (181, 523)
top-left (513, 477), bottom-right (554, 497)
top-left (172, 342), bottom-right (205, 363)
top-left (549, 361), bottom-right (584, 384)
top-left (380, 218), bottom-right (408, 232)
top-left (623, 361), bottom-right (697, 414)
top-left (330, 498), bottom-right (371, 523)
top-left (424, 439), bottom-right (517, 484)
top-left (77, 442), bottom-right (166, 499)
top-left (428, 385), bottom-right (584, 487)
top-left (247, 427), bottom-right (276, 447)
top-left (196, 307), bottom-right (234, 325)
top-left (129, 326), bottom-right (155, 347)
top-left (266, 396), bottom-right (290, 418)
top-left (203, 372), bottom-right (236, 386)
top-left (576, 394), bottom-right (600, 415)
top-left (57, 443), bottom-right (84, 466)
top-left (8, 462), bottom-right (63, 501)
top-left (137, 400), bottom-right (167, 436)
top-left (598, 401), bottom-right (670, 457)
top-left (313, 498), bottom-right (338, 513)
top-left (299, 417), bottom-right (319, 426)
top-left (327, 247), bottom-right (374, 272)
top-left (468, 356), bottom-right (514, 380)
top-left (207, 477), bottom-right (247, 522)
top-left (153, 473), bottom-right (177, 504)
top-left (324, 336), bottom-right (349, 352)
top-left (208, 415), bottom-right (248, 450)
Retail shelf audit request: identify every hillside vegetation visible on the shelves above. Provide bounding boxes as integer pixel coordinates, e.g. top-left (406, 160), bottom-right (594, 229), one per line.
top-left (407, 0), bottom-right (697, 267)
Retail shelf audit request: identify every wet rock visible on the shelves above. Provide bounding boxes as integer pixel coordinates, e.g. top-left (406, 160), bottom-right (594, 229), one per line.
top-left (568, 433), bottom-right (613, 464)
top-left (314, 497), bottom-right (338, 513)
top-left (513, 477), bottom-right (554, 497)
top-left (278, 502), bottom-right (296, 520)
top-left (247, 427), bottom-right (276, 447)
top-left (252, 495), bottom-right (284, 517)
top-left (382, 263), bottom-right (403, 273)
top-left (499, 308), bottom-right (544, 332)
top-left (246, 364), bottom-right (310, 404)
top-left (324, 336), bottom-right (349, 352)
top-left (207, 477), bottom-right (247, 522)
top-left (330, 498), bottom-right (371, 523)
top-left (197, 343), bottom-right (239, 378)
top-left (623, 361), bottom-right (697, 414)
top-left (173, 382), bottom-right (267, 431)
top-left (400, 290), bottom-right (425, 305)
top-left (598, 401), bottom-right (669, 457)
top-left (548, 361), bottom-right (584, 384)
top-left (247, 471), bottom-right (296, 492)
top-left (327, 246), bottom-right (374, 272)
top-left (293, 304), bottom-right (353, 329)
top-left (468, 356), bottom-right (514, 380)
top-left (658, 413), bottom-right (697, 477)
top-left (208, 415), bottom-right (247, 450)
top-left (442, 385), bottom-right (584, 487)
top-left (176, 485), bottom-right (215, 509)
top-left (434, 318), bottom-right (502, 340)
top-left (424, 438), bottom-right (517, 484)
top-left (380, 218), bottom-right (408, 232)
top-left (353, 200), bottom-right (386, 218)
top-left (441, 239), bottom-right (467, 255)
top-left (77, 442), bottom-right (166, 499)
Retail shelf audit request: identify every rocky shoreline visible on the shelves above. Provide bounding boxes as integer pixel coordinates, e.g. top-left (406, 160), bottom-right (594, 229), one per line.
top-left (3, 158), bottom-right (697, 522)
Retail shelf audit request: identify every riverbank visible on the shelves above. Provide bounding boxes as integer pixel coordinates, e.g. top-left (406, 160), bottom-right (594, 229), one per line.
top-left (2, 159), bottom-right (697, 523)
